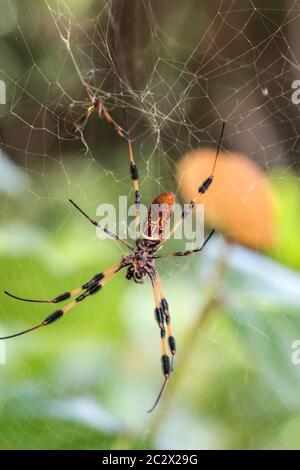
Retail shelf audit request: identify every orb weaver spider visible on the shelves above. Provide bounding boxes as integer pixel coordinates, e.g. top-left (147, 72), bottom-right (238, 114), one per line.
top-left (0, 91), bottom-right (225, 412)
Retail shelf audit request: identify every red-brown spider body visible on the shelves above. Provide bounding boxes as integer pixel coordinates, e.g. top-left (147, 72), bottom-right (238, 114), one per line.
top-left (124, 191), bottom-right (175, 284)
top-left (144, 191), bottom-right (175, 242)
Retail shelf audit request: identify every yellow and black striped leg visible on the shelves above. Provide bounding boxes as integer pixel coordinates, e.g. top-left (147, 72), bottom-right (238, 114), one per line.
top-left (0, 262), bottom-right (122, 340)
top-left (122, 110), bottom-right (141, 240)
top-left (153, 273), bottom-right (176, 371)
top-left (153, 229), bottom-right (215, 260)
top-left (129, 138), bottom-right (141, 239)
top-left (82, 99), bottom-right (142, 240)
top-left (99, 104), bottom-right (142, 239)
top-left (148, 273), bottom-right (171, 413)
top-left (4, 271), bottom-right (107, 305)
top-left (155, 122), bottom-right (225, 252)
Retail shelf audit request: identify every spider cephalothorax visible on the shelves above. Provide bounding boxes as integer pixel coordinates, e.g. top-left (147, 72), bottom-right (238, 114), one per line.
top-left (124, 251), bottom-right (152, 284)
top-left (1, 93), bottom-right (225, 412)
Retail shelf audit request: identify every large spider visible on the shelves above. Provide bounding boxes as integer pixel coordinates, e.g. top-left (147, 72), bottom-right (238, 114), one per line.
top-left (0, 93), bottom-right (225, 412)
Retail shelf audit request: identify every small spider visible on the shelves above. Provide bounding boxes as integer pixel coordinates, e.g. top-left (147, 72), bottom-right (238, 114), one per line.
top-left (74, 86), bottom-right (126, 140)
top-left (0, 94), bottom-right (225, 412)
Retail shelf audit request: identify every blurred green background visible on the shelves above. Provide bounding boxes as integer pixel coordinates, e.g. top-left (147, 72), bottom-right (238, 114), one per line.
top-left (1, 0), bottom-right (300, 450)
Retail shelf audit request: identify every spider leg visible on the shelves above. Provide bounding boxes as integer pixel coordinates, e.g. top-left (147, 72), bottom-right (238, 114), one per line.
top-left (147, 271), bottom-right (171, 413)
top-left (89, 103), bottom-right (142, 238)
top-left (0, 262), bottom-right (122, 340)
top-left (74, 82), bottom-right (126, 137)
top-left (153, 272), bottom-right (176, 371)
top-left (4, 270), bottom-right (108, 304)
top-left (74, 104), bottom-right (95, 131)
top-left (155, 122), bottom-right (225, 251)
top-left (69, 199), bottom-right (134, 251)
top-left (122, 109), bottom-right (141, 239)
top-left (100, 103), bottom-right (128, 140)
top-left (152, 229), bottom-right (215, 259)
top-left (73, 89), bottom-right (141, 239)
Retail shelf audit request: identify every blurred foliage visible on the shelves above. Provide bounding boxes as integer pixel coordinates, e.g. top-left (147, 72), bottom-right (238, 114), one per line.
top-left (0, 156), bottom-right (300, 450)
top-left (268, 171), bottom-right (300, 270)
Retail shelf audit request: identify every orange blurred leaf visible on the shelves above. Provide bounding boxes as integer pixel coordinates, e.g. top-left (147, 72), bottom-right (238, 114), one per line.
top-left (177, 148), bottom-right (278, 250)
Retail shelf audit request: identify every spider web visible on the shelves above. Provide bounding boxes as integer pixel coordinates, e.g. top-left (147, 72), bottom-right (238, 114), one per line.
top-left (0, 0), bottom-right (300, 450)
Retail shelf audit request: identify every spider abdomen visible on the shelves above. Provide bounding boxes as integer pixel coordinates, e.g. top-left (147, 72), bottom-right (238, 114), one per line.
top-left (142, 192), bottom-right (175, 242)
